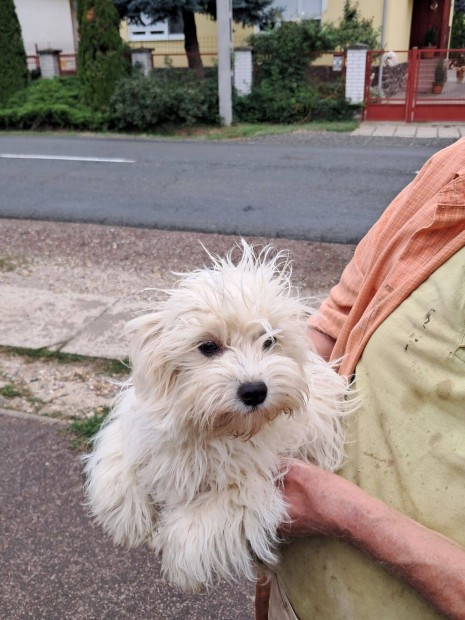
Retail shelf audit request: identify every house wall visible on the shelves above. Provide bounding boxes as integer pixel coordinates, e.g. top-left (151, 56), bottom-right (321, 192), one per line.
top-left (322, 0), bottom-right (383, 32)
top-left (15, 0), bottom-right (76, 55)
top-left (321, 0), bottom-right (413, 51)
top-left (121, 15), bottom-right (253, 68)
top-left (384, 0), bottom-right (413, 50)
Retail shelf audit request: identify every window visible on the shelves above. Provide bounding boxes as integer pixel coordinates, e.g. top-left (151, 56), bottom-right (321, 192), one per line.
top-left (270, 0), bottom-right (324, 21)
top-left (127, 13), bottom-right (184, 41)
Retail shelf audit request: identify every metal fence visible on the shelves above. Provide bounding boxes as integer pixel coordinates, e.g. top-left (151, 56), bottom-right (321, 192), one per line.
top-left (364, 48), bottom-right (465, 123)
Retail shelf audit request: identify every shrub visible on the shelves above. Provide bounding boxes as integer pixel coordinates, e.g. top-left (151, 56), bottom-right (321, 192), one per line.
top-left (0, 104), bottom-right (105, 131)
top-left (109, 68), bottom-right (219, 130)
top-left (7, 76), bottom-right (82, 108)
top-left (235, 20), bottom-right (356, 123)
top-left (0, 78), bottom-right (106, 130)
top-left (234, 82), bottom-right (318, 123)
top-left (250, 20), bottom-right (337, 86)
top-left (434, 60), bottom-right (447, 84)
top-left (77, 0), bottom-right (130, 111)
top-left (0, 0), bottom-right (28, 106)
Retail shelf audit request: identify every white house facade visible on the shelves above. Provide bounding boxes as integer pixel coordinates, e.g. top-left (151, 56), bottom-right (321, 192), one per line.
top-left (14, 0), bottom-right (77, 56)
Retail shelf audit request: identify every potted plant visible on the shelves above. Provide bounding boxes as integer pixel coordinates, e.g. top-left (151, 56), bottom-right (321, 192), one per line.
top-left (432, 59), bottom-right (447, 93)
top-left (423, 26), bottom-right (438, 58)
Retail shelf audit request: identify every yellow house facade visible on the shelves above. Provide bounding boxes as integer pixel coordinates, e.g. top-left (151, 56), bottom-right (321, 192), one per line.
top-left (120, 14), bottom-right (254, 68)
top-left (322, 0), bottom-right (452, 52)
top-left (322, 0), bottom-right (412, 51)
top-left (121, 0), bottom-right (454, 70)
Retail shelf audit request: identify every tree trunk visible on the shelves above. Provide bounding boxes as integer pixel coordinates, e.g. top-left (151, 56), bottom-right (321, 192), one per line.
top-left (181, 8), bottom-right (204, 78)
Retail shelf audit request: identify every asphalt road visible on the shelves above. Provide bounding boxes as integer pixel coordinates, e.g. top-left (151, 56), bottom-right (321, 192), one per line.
top-left (0, 412), bottom-right (255, 620)
top-left (0, 133), bottom-right (455, 243)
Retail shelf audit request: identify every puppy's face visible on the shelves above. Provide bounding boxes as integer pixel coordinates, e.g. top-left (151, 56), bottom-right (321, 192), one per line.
top-left (130, 245), bottom-right (310, 439)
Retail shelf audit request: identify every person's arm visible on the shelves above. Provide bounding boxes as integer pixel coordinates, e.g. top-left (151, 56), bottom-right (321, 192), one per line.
top-left (307, 326), bottom-right (335, 362)
top-left (280, 460), bottom-right (465, 620)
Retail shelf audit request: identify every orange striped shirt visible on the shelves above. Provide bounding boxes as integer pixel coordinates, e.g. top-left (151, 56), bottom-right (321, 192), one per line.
top-left (309, 137), bottom-right (465, 377)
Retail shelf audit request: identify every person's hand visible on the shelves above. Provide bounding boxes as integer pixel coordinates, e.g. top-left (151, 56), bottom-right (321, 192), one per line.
top-left (279, 460), bottom-right (366, 539)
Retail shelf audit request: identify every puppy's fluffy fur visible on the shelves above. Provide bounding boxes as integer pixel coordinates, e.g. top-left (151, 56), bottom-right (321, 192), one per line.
top-left (84, 242), bottom-right (353, 592)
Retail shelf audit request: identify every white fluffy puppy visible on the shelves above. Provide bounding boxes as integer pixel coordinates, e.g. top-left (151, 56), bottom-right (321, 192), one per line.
top-left (84, 241), bottom-right (353, 592)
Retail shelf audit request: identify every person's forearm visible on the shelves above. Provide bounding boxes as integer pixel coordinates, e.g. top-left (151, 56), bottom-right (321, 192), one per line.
top-left (344, 495), bottom-right (465, 620)
top-left (282, 462), bottom-right (465, 620)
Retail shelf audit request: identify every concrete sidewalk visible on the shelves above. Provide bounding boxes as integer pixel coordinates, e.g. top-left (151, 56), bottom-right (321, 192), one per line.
top-left (0, 220), bottom-right (355, 364)
top-left (351, 121), bottom-right (465, 139)
top-left (1, 282), bottom-right (149, 360)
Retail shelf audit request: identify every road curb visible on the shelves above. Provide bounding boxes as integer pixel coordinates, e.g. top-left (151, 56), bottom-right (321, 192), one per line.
top-left (0, 406), bottom-right (70, 425)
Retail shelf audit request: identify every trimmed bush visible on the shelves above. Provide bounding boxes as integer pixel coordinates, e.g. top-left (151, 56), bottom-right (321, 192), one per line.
top-left (234, 83), bottom-right (319, 124)
top-left (0, 77), bottom-right (106, 130)
top-left (109, 68), bottom-right (219, 130)
top-left (0, 0), bottom-right (28, 106)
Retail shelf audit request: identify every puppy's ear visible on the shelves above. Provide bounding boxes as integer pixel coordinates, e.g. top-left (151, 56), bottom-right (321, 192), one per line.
top-left (127, 312), bottom-right (179, 398)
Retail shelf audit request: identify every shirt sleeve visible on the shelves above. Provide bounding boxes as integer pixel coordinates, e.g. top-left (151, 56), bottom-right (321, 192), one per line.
top-left (308, 227), bottom-right (376, 340)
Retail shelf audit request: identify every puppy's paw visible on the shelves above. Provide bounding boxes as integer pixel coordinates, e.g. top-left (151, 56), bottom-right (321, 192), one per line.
top-left (84, 419), bottom-right (155, 547)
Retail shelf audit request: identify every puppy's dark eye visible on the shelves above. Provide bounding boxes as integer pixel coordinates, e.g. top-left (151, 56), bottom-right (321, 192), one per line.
top-left (198, 341), bottom-right (222, 357)
top-left (263, 336), bottom-right (276, 350)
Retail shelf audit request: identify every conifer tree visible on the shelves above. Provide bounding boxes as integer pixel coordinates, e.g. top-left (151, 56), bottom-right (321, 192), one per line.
top-left (0, 0), bottom-right (28, 106)
top-left (336, 0), bottom-right (379, 50)
top-left (77, 0), bottom-right (129, 110)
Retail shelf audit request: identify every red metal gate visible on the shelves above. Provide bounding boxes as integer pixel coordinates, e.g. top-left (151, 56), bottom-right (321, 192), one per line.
top-left (363, 48), bottom-right (465, 123)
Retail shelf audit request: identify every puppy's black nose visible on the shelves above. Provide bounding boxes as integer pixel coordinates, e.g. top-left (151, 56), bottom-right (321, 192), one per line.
top-left (238, 382), bottom-right (268, 407)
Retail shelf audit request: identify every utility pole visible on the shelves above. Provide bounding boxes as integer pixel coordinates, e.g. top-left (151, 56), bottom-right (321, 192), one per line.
top-left (217, 0), bottom-right (233, 126)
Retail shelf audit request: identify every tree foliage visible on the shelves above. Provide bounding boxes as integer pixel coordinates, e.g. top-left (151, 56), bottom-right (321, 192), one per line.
top-left (113, 0), bottom-right (273, 25)
top-left (335, 0), bottom-right (379, 50)
top-left (0, 0), bottom-right (28, 106)
top-left (77, 0), bottom-right (130, 110)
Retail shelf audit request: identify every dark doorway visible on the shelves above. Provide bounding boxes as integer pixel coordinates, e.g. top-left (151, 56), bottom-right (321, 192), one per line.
top-left (409, 0), bottom-right (451, 49)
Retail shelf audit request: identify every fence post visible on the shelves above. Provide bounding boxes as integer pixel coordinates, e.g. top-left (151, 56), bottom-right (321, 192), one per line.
top-left (345, 44), bottom-right (368, 104)
top-left (130, 48), bottom-right (153, 76)
top-left (233, 47), bottom-right (252, 96)
top-left (38, 49), bottom-right (61, 79)
top-left (405, 49), bottom-right (418, 123)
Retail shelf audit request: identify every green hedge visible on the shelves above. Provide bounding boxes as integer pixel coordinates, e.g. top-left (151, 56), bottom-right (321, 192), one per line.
top-left (108, 68), bottom-right (219, 130)
top-left (0, 78), bottom-right (106, 130)
top-left (0, 104), bottom-right (105, 131)
top-left (0, 69), bottom-right (355, 132)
